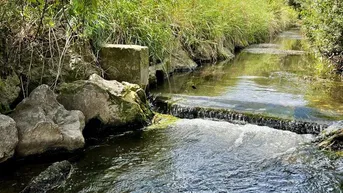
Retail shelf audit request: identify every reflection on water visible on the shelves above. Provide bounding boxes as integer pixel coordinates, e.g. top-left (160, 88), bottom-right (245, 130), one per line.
top-left (153, 30), bottom-right (343, 121)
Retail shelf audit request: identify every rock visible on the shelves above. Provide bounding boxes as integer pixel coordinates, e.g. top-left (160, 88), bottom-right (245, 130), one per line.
top-left (100, 44), bottom-right (149, 89)
top-left (0, 114), bottom-right (18, 163)
top-left (21, 160), bottom-right (72, 193)
top-left (217, 37), bottom-right (235, 60)
top-left (148, 41), bottom-right (198, 85)
top-left (170, 41), bottom-right (198, 72)
top-left (317, 122), bottom-right (343, 151)
top-left (57, 74), bottom-right (154, 130)
top-left (10, 85), bottom-right (85, 157)
top-left (191, 42), bottom-right (217, 62)
top-left (149, 65), bottom-right (158, 86)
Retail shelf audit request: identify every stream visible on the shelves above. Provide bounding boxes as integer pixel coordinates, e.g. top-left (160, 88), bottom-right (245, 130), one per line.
top-left (1, 29), bottom-right (343, 193)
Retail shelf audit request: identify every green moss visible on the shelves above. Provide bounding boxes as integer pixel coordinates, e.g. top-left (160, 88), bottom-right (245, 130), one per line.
top-left (146, 113), bottom-right (179, 130)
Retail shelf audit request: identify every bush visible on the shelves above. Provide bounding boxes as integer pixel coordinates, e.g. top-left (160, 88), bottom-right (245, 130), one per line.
top-left (96, 0), bottom-right (297, 62)
top-left (0, 0), bottom-right (296, 96)
top-left (300, 0), bottom-right (343, 56)
top-left (299, 0), bottom-right (343, 72)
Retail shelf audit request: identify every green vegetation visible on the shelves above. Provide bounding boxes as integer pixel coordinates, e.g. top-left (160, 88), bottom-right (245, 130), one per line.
top-left (297, 0), bottom-right (343, 72)
top-left (0, 0), bottom-right (296, 93)
top-left (97, 0), bottom-right (297, 63)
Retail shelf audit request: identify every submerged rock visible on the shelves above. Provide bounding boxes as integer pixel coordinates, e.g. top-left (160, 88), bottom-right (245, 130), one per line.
top-left (21, 160), bottom-right (72, 193)
top-left (10, 85), bottom-right (85, 157)
top-left (57, 74), bottom-right (153, 130)
top-left (0, 114), bottom-right (18, 163)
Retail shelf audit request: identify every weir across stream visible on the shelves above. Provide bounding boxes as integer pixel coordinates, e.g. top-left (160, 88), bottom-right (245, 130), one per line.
top-left (152, 29), bottom-right (343, 135)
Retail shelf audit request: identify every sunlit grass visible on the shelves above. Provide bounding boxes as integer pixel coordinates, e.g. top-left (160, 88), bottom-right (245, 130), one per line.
top-left (95, 0), bottom-right (297, 63)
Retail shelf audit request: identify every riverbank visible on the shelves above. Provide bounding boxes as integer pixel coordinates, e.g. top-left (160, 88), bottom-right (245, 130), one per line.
top-left (0, 27), bottom-right (343, 192)
top-left (0, 0), bottom-right (297, 112)
top-left (297, 0), bottom-right (343, 74)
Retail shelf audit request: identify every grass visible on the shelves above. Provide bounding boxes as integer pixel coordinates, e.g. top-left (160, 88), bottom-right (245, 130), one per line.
top-left (95, 0), bottom-right (298, 63)
top-left (299, 0), bottom-right (343, 73)
top-left (0, 0), bottom-right (297, 107)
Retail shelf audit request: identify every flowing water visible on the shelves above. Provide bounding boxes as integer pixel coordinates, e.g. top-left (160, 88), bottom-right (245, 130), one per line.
top-left (153, 29), bottom-right (343, 123)
top-left (1, 29), bottom-right (343, 193)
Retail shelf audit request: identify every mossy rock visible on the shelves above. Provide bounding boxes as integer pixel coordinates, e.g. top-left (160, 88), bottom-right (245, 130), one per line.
top-left (57, 74), bottom-right (154, 131)
top-left (146, 113), bottom-right (179, 130)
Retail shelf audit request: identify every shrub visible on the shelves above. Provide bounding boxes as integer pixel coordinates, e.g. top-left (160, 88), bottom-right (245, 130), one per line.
top-left (0, 0), bottom-right (296, 96)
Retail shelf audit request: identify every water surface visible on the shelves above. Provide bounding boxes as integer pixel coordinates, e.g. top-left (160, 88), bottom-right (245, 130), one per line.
top-left (153, 29), bottom-right (343, 122)
top-left (1, 29), bottom-right (343, 193)
top-left (52, 119), bottom-right (341, 193)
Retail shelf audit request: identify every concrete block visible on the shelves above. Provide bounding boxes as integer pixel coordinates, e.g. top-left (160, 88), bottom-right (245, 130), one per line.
top-left (100, 44), bottom-right (149, 88)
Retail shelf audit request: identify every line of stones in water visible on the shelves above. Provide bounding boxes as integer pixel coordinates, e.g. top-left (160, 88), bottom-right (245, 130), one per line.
top-left (153, 96), bottom-right (328, 135)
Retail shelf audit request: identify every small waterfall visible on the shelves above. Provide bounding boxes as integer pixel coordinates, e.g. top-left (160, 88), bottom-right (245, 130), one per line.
top-left (153, 96), bottom-right (328, 135)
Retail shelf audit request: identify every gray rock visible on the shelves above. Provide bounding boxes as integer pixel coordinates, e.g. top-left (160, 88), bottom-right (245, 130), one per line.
top-left (217, 37), bottom-right (235, 60)
top-left (170, 41), bottom-right (198, 72)
top-left (192, 42), bottom-right (217, 62)
top-left (100, 44), bottom-right (149, 89)
top-left (57, 74), bottom-right (154, 129)
top-left (21, 160), bottom-right (72, 193)
top-left (149, 65), bottom-right (158, 85)
top-left (0, 114), bottom-right (18, 163)
top-left (148, 41), bottom-right (198, 85)
top-left (10, 85), bottom-right (85, 157)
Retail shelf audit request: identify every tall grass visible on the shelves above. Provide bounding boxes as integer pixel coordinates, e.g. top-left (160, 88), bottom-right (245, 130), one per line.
top-left (0, 0), bottom-right (296, 104)
top-left (94, 0), bottom-right (297, 63)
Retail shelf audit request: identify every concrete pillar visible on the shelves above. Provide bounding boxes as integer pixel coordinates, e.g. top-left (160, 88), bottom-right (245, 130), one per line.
top-left (100, 44), bottom-right (149, 89)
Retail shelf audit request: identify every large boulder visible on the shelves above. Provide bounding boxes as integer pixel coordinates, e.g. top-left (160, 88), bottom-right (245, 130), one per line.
top-left (0, 114), bottom-right (18, 163)
top-left (10, 85), bottom-right (85, 157)
top-left (57, 74), bottom-right (154, 129)
top-left (21, 160), bottom-right (73, 193)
